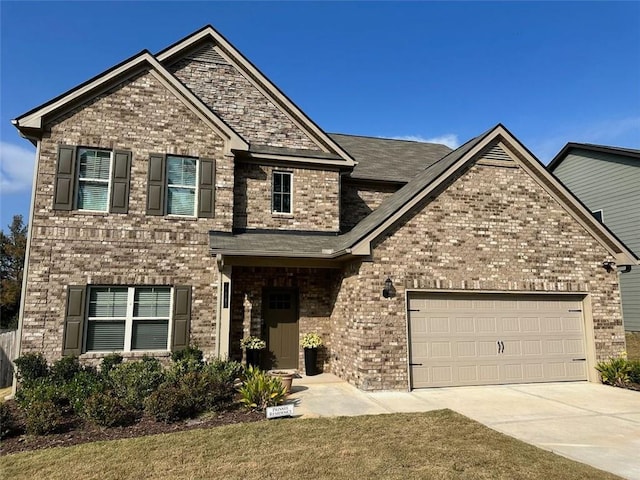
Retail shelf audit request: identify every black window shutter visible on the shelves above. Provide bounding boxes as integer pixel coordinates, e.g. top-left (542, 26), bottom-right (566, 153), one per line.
top-left (171, 286), bottom-right (192, 351)
top-left (146, 154), bottom-right (166, 215)
top-left (110, 150), bottom-right (132, 213)
top-left (53, 145), bottom-right (77, 210)
top-left (198, 158), bottom-right (215, 218)
top-left (63, 286), bottom-right (86, 356)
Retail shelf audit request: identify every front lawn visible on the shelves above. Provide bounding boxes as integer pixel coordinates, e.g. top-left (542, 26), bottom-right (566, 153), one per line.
top-left (1, 410), bottom-right (620, 480)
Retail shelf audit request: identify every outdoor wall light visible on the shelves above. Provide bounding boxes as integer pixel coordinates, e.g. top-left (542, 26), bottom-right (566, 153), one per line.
top-left (602, 261), bottom-right (616, 272)
top-left (382, 277), bottom-right (396, 298)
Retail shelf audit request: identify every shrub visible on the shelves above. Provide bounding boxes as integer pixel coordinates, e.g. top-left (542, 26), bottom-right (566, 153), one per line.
top-left (107, 357), bottom-right (165, 410)
top-left (64, 369), bottom-right (105, 414)
top-left (202, 359), bottom-right (243, 411)
top-left (83, 392), bottom-right (137, 427)
top-left (24, 400), bottom-right (62, 435)
top-left (14, 353), bottom-right (49, 383)
top-left (596, 356), bottom-right (631, 387)
top-left (15, 377), bottom-right (66, 411)
top-left (629, 360), bottom-right (640, 384)
top-left (0, 402), bottom-right (16, 439)
top-left (238, 366), bottom-right (287, 411)
top-left (171, 345), bottom-right (204, 364)
top-left (100, 353), bottom-right (123, 375)
top-left (144, 382), bottom-right (192, 423)
top-left (207, 358), bottom-right (244, 384)
top-left (50, 356), bottom-right (83, 383)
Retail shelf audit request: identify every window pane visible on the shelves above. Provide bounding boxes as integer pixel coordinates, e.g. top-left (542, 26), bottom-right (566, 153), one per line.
top-left (134, 287), bottom-right (171, 317)
top-left (79, 149), bottom-right (111, 180)
top-left (78, 182), bottom-right (108, 211)
top-left (167, 157), bottom-right (196, 186)
top-left (168, 187), bottom-right (196, 215)
top-left (132, 320), bottom-right (169, 350)
top-left (86, 320), bottom-right (125, 351)
top-left (89, 287), bottom-right (128, 317)
top-left (274, 173), bottom-right (282, 191)
top-left (283, 193), bottom-right (291, 212)
top-left (282, 175), bottom-right (291, 193)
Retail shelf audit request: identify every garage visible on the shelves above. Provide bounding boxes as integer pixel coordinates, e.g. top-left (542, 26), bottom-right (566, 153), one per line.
top-left (408, 293), bottom-right (588, 388)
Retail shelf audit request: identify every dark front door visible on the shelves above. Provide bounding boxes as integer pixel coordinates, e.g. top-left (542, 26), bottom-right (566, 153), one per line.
top-left (263, 289), bottom-right (299, 369)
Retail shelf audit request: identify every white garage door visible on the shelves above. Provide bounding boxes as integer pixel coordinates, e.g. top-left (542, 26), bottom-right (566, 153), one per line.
top-left (408, 293), bottom-right (588, 388)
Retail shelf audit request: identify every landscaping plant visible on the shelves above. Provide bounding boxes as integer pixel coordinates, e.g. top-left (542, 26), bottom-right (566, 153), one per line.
top-left (238, 365), bottom-right (287, 411)
top-left (596, 354), bottom-right (633, 388)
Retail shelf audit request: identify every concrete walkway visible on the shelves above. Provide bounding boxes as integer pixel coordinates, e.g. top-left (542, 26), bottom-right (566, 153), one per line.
top-left (286, 374), bottom-right (640, 480)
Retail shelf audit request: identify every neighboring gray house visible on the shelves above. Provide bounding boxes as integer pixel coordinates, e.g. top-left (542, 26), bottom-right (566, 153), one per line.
top-left (549, 144), bottom-right (640, 331)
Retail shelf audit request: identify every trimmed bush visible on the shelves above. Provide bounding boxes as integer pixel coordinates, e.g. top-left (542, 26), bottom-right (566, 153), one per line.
top-left (107, 357), bottom-right (165, 410)
top-left (64, 369), bottom-right (105, 414)
top-left (25, 400), bottom-right (62, 435)
top-left (144, 383), bottom-right (192, 423)
top-left (171, 345), bottom-right (204, 364)
top-left (50, 356), bottom-right (83, 383)
top-left (629, 360), bottom-right (640, 384)
top-left (15, 377), bottom-right (66, 411)
top-left (238, 366), bottom-right (287, 411)
top-left (83, 392), bottom-right (137, 427)
top-left (14, 353), bottom-right (49, 383)
top-left (100, 353), bottom-right (123, 375)
top-left (0, 402), bottom-right (16, 439)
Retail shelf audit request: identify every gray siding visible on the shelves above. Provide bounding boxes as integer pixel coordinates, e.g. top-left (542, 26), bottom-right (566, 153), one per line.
top-left (553, 149), bottom-right (640, 330)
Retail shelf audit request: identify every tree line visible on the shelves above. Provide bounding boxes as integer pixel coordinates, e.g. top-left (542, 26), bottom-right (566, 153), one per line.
top-left (1, 215), bottom-right (26, 330)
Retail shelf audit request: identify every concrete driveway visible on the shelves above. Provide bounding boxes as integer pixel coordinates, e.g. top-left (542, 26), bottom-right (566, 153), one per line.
top-left (287, 375), bottom-right (640, 480)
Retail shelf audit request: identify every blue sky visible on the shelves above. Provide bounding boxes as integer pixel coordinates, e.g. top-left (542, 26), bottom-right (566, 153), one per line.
top-left (1, 1), bottom-right (639, 228)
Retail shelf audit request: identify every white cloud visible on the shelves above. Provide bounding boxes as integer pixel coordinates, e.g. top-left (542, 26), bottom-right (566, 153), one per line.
top-left (391, 133), bottom-right (460, 149)
top-left (0, 141), bottom-right (36, 194)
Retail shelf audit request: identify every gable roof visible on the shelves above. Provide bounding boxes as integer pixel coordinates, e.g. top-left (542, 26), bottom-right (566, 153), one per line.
top-left (210, 124), bottom-right (638, 266)
top-left (329, 134), bottom-right (452, 183)
top-left (156, 25), bottom-right (356, 167)
top-left (12, 50), bottom-right (248, 153)
top-left (548, 142), bottom-right (640, 171)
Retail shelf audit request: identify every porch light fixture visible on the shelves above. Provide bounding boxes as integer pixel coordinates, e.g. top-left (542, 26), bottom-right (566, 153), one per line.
top-left (382, 277), bottom-right (396, 298)
top-left (602, 261), bottom-right (616, 272)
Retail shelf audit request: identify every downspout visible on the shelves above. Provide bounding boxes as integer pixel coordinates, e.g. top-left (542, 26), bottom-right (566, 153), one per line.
top-left (215, 254), bottom-right (223, 358)
top-left (10, 138), bottom-right (41, 398)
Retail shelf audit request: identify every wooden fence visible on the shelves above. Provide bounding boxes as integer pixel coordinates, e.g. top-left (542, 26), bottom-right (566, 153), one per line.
top-left (0, 330), bottom-right (18, 388)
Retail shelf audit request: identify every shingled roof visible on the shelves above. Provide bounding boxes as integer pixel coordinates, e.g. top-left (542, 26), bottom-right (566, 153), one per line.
top-left (329, 133), bottom-right (452, 183)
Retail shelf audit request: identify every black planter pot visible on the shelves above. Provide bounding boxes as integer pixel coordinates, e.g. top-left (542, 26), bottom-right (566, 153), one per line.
top-left (304, 347), bottom-right (319, 376)
top-left (246, 349), bottom-right (260, 368)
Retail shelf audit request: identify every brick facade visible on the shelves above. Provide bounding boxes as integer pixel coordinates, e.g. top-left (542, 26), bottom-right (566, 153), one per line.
top-left (169, 41), bottom-right (320, 151)
top-left (329, 155), bottom-right (624, 390)
top-left (20, 70), bottom-right (230, 363)
top-left (233, 162), bottom-right (340, 232)
top-left (340, 180), bottom-right (399, 231)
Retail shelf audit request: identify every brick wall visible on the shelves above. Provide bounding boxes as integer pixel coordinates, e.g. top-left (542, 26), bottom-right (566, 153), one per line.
top-left (330, 156), bottom-right (624, 390)
top-left (233, 162), bottom-right (340, 232)
top-left (20, 70), bottom-right (231, 362)
top-left (230, 266), bottom-right (338, 370)
top-left (341, 180), bottom-right (399, 231)
top-left (169, 41), bottom-right (320, 151)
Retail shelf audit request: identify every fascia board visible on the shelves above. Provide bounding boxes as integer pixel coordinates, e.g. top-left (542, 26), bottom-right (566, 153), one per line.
top-left (240, 152), bottom-right (352, 168)
top-left (156, 26), bottom-right (356, 166)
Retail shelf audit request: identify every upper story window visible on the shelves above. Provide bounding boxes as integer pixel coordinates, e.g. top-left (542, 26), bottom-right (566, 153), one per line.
top-left (53, 145), bottom-right (131, 213)
top-left (272, 171), bottom-right (292, 214)
top-left (167, 156), bottom-right (198, 216)
top-left (147, 154), bottom-right (215, 218)
top-left (77, 148), bottom-right (112, 211)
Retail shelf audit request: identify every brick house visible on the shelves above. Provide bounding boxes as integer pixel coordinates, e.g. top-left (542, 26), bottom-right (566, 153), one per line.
top-left (12, 26), bottom-right (636, 391)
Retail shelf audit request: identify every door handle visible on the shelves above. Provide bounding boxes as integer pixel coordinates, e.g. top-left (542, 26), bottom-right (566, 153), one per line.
top-left (497, 341), bottom-right (504, 354)
top-left (409, 363), bottom-right (423, 366)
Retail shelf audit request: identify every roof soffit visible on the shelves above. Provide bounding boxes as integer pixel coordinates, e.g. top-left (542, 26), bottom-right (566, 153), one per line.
top-left (156, 26), bottom-right (356, 167)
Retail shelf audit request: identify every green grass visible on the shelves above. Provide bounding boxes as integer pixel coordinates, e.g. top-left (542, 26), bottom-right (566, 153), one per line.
top-left (1, 410), bottom-right (620, 480)
top-left (0, 386), bottom-right (11, 401)
top-left (626, 332), bottom-right (640, 361)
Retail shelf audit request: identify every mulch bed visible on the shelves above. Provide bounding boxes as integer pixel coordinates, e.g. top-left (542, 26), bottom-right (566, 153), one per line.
top-left (1, 399), bottom-right (264, 456)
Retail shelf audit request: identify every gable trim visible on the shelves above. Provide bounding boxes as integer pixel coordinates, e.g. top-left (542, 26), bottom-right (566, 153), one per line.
top-left (349, 125), bottom-right (638, 265)
top-left (548, 142), bottom-right (640, 171)
top-left (13, 51), bottom-right (248, 154)
top-left (156, 26), bottom-right (356, 166)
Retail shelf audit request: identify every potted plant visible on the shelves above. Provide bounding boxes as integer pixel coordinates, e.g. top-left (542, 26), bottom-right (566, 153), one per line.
top-left (301, 332), bottom-right (323, 376)
top-left (268, 370), bottom-right (295, 394)
top-left (240, 336), bottom-right (266, 367)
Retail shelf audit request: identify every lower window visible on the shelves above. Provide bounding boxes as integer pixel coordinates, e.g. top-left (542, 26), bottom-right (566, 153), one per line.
top-left (85, 286), bottom-right (171, 352)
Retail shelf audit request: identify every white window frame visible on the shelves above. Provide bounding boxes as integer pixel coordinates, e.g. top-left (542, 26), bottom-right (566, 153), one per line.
top-left (166, 155), bottom-right (199, 217)
top-left (272, 171), bottom-right (293, 214)
top-left (84, 286), bottom-right (173, 353)
top-left (76, 147), bottom-right (113, 213)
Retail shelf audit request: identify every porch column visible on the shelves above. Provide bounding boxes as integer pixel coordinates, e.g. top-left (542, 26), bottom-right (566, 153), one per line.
top-left (216, 257), bottom-right (232, 358)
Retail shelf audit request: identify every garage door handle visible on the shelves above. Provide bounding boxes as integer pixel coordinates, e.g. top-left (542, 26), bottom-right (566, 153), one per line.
top-left (572, 358), bottom-right (586, 361)
top-left (409, 363), bottom-right (423, 366)
top-left (497, 341), bottom-right (504, 354)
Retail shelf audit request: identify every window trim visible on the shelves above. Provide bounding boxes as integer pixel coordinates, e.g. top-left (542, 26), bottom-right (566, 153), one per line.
top-left (272, 170), bottom-right (293, 215)
top-left (75, 147), bottom-right (113, 213)
top-left (592, 209), bottom-right (604, 223)
top-left (83, 286), bottom-right (174, 353)
top-left (166, 155), bottom-right (199, 218)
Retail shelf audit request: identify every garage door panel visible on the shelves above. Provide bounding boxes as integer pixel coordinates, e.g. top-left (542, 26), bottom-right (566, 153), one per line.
top-left (408, 293), bottom-right (587, 388)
